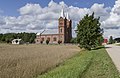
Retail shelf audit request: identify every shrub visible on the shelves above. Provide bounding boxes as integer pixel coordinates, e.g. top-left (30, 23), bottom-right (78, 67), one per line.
top-left (41, 41), bottom-right (43, 44)
top-left (46, 40), bottom-right (49, 45)
top-left (58, 40), bottom-right (62, 44)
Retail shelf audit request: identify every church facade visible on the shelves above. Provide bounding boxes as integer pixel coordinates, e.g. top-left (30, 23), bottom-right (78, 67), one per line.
top-left (35, 8), bottom-right (72, 44)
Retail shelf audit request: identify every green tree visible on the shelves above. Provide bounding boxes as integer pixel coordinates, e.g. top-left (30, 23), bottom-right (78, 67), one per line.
top-left (96, 36), bottom-right (104, 46)
top-left (109, 36), bottom-right (114, 44)
top-left (46, 40), bottom-right (49, 45)
top-left (70, 38), bottom-right (77, 44)
top-left (0, 32), bottom-right (36, 44)
top-left (77, 13), bottom-right (103, 50)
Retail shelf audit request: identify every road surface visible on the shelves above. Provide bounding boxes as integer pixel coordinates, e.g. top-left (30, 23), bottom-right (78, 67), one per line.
top-left (105, 44), bottom-right (120, 72)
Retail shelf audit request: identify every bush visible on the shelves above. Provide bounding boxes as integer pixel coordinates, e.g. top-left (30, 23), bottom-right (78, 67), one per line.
top-left (70, 38), bottom-right (77, 44)
top-left (41, 41), bottom-right (43, 44)
top-left (46, 40), bottom-right (49, 45)
top-left (58, 40), bottom-right (62, 44)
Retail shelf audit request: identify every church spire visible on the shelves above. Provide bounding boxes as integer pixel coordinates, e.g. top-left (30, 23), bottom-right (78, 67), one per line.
top-left (60, 6), bottom-right (65, 18)
top-left (66, 12), bottom-right (70, 20)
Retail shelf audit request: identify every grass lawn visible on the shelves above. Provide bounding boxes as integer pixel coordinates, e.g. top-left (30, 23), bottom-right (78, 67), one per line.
top-left (37, 47), bottom-right (120, 78)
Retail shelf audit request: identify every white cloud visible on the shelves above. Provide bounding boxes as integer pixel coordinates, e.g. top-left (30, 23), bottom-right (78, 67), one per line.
top-left (90, 3), bottom-right (111, 21)
top-left (19, 3), bottom-right (42, 15)
top-left (101, 0), bottom-right (120, 38)
top-left (0, 0), bottom-right (120, 38)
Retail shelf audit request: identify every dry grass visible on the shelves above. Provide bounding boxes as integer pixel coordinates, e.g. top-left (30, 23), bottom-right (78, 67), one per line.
top-left (0, 44), bottom-right (80, 78)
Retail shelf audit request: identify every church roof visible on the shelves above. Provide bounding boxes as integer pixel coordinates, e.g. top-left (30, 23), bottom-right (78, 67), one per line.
top-left (12, 39), bottom-right (22, 42)
top-left (36, 29), bottom-right (58, 35)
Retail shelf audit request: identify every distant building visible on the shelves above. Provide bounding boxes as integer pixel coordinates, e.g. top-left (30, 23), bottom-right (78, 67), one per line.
top-left (12, 39), bottom-right (23, 44)
top-left (102, 39), bottom-right (108, 45)
top-left (35, 7), bottom-right (72, 44)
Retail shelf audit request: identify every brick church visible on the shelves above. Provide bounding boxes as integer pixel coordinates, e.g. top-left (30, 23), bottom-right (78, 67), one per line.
top-left (35, 7), bottom-right (72, 44)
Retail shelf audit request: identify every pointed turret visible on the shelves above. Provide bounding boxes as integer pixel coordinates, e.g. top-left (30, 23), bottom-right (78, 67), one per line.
top-left (66, 12), bottom-right (70, 20)
top-left (60, 6), bottom-right (65, 18)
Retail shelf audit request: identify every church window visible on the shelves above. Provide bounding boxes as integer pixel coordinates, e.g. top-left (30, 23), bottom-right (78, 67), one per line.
top-left (37, 40), bottom-right (39, 42)
top-left (60, 22), bottom-right (63, 25)
top-left (42, 38), bottom-right (44, 41)
top-left (53, 37), bottom-right (57, 41)
top-left (47, 37), bottom-right (50, 41)
top-left (60, 28), bottom-right (62, 33)
top-left (61, 36), bottom-right (62, 39)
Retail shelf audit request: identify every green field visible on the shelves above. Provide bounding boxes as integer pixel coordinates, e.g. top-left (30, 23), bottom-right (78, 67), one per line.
top-left (37, 47), bottom-right (120, 78)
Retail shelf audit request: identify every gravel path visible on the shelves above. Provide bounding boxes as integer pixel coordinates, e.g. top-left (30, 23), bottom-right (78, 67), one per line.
top-left (105, 44), bottom-right (120, 72)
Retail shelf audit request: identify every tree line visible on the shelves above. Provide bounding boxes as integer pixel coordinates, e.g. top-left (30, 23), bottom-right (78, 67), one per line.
top-left (0, 32), bottom-right (36, 43)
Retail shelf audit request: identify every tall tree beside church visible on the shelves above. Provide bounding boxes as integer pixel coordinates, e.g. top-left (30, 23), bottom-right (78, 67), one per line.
top-left (77, 13), bottom-right (103, 50)
top-left (109, 36), bottom-right (114, 44)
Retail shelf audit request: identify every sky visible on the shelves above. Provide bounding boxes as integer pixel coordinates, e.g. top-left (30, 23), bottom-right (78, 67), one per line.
top-left (0, 0), bottom-right (120, 39)
top-left (0, 0), bottom-right (115, 16)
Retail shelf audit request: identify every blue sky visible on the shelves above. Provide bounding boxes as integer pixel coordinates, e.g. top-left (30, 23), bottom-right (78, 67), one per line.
top-left (0, 0), bottom-right (115, 16)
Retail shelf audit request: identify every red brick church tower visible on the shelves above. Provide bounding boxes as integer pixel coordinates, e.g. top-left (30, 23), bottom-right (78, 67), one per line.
top-left (58, 7), bottom-right (72, 43)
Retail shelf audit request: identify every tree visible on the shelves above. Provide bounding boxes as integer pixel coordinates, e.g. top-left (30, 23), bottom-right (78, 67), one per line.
top-left (109, 36), bottom-right (114, 44)
top-left (0, 33), bottom-right (36, 43)
top-left (77, 13), bottom-right (103, 50)
top-left (70, 38), bottom-right (77, 44)
top-left (114, 38), bottom-right (120, 43)
top-left (96, 36), bottom-right (104, 46)
top-left (46, 40), bottom-right (49, 45)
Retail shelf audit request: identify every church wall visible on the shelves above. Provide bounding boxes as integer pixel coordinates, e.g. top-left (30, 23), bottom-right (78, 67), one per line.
top-left (35, 34), bottom-right (60, 44)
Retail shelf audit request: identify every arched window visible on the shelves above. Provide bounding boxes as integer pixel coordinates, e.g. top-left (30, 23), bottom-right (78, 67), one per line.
top-left (42, 38), bottom-right (44, 41)
top-left (60, 28), bottom-right (62, 33)
top-left (53, 37), bottom-right (57, 41)
top-left (47, 37), bottom-right (50, 41)
top-left (37, 40), bottom-right (39, 42)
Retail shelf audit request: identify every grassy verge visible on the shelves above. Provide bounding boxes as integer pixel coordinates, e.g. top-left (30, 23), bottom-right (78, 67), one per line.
top-left (81, 48), bottom-right (120, 78)
top-left (37, 47), bottom-right (120, 78)
top-left (116, 44), bottom-right (120, 46)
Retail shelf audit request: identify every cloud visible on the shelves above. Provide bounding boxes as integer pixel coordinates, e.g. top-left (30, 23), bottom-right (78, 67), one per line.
top-left (101, 0), bottom-right (120, 38)
top-left (90, 3), bottom-right (111, 21)
top-left (19, 3), bottom-right (42, 15)
top-left (104, 28), bottom-right (120, 39)
top-left (0, 16), bottom-right (6, 25)
top-left (0, 0), bottom-right (120, 38)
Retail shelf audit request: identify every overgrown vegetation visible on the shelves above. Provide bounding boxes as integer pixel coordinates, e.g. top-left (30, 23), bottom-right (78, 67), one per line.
top-left (0, 44), bottom-right (79, 78)
top-left (77, 13), bottom-right (103, 50)
top-left (0, 32), bottom-right (36, 43)
top-left (37, 47), bottom-right (120, 78)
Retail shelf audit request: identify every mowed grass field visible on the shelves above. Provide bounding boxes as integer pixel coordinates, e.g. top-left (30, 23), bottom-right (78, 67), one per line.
top-left (0, 44), bottom-right (80, 78)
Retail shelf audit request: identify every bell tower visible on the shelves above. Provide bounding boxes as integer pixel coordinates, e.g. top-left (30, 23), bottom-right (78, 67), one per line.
top-left (58, 7), bottom-right (72, 43)
top-left (58, 7), bottom-right (66, 43)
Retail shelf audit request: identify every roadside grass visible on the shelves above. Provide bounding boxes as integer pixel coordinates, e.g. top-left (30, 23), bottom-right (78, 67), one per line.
top-left (81, 48), bottom-right (120, 78)
top-left (37, 47), bottom-right (120, 78)
top-left (116, 44), bottom-right (120, 46)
